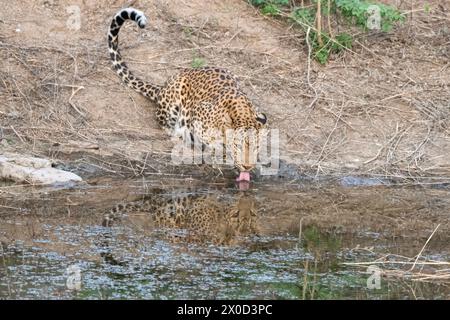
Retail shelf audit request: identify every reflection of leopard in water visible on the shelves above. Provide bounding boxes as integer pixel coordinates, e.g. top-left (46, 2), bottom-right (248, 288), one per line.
top-left (102, 193), bottom-right (258, 245)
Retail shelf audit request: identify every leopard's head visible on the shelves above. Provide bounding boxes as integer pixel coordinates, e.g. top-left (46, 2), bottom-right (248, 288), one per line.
top-left (227, 101), bottom-right (268, 182)
top-left (225, 196), bottom-right (258, 235)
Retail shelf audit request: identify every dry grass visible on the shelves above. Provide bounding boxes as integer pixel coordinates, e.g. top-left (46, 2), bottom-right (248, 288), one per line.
top-left (0, 42), bottom-right (94, 141)
top-left (343, 224), bottom-right (450, 284)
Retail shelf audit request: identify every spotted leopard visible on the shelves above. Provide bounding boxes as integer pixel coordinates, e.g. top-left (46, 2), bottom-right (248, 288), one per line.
top-left (107, 8), bottom-right (268, 183)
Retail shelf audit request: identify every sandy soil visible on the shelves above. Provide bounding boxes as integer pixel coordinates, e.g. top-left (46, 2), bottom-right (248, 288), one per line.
top-left (0, 0), bottom-right (449, 180)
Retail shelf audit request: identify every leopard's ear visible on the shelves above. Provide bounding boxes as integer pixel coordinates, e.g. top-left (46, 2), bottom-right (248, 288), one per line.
top-left (256, 113), bottom-right (267, 125)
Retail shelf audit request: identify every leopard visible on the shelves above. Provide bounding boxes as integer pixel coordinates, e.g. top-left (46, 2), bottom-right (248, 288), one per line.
top-left (102, 192), bottom-right (259, 245)
top-left (108, 8), bottom-right (268, 184)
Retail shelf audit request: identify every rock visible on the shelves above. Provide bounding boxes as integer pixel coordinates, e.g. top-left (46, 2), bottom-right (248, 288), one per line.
top-left (0, 153), bottom-right (51, 169)
top-left (0, 154), bottom-right (82, 185)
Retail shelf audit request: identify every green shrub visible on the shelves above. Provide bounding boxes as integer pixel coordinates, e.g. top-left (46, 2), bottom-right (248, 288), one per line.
top-left (335, 0), bottom-right (405, 32)
top-left (249, 0), bottom-right (405, 63)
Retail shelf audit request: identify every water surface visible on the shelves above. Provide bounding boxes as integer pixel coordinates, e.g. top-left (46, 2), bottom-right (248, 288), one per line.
top-left (1, 177), bottom-right (449, 299)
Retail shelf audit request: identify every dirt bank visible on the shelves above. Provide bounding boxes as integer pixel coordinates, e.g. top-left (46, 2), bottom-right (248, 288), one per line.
top-left (1, 0), bottom-right (449, 181)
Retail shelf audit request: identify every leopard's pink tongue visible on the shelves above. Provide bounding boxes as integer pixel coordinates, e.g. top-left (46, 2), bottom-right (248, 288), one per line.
top-left (236, 171), bottom-right (251, 182)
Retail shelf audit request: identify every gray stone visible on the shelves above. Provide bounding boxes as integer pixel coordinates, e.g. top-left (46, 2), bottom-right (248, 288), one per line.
top-left (0, 154), bottom-right (82, 185)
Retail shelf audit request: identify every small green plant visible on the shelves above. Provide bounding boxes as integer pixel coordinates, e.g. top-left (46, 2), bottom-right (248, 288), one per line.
top-left (191, 56), bottom-right (206, 68)
top-left (292, 7), bottom-right (315, 25)
top-left (183, 26), bottom-right (194, 39)
top-left (291, 8), bottom-right (353, 64)
top-left (251, 0), bottom-right (289, 6)
top-left (251, 0), bottom-right (289, 16)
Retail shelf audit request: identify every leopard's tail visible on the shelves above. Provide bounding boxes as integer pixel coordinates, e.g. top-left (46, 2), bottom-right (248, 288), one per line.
top-left (102, 201), bottom-right (148, 227)
top-left (108, 8), bottom-right (160, 102)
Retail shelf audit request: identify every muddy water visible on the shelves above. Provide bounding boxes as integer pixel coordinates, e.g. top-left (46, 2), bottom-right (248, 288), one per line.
top-left (0, 177), bottom-right (449, 299)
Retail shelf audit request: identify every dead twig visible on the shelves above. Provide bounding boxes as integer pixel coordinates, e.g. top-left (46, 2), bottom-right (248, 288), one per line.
top-left (305, 27), bottom-right (319, 109)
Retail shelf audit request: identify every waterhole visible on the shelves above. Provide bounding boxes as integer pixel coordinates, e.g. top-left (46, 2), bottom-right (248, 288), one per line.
top-left (1, 177), bottom-right (449, 299)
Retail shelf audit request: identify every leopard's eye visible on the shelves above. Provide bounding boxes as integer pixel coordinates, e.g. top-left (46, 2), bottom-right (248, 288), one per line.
top-left (229, 210), bottom-right (239, 218)
top-left (256, 113), bottom-right (267, 125)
